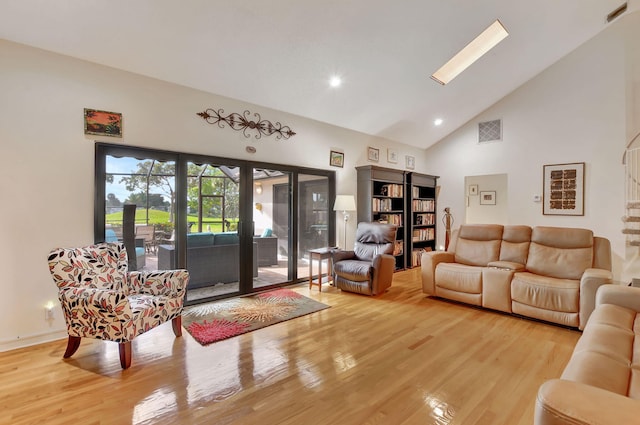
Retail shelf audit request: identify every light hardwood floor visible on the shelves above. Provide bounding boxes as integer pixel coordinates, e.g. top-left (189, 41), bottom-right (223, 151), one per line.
top-left (0, 269), bottom-right (580, 425)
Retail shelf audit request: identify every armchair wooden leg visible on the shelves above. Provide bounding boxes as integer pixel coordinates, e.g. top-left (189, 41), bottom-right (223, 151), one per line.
top-left (119, 342), bottom-right (132, 369)
top-left (63, 336), bottom-right (82, 358)
top-left (172, 316), bottom-right (183, 337)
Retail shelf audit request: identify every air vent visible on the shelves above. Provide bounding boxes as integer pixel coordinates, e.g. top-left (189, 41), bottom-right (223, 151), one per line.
top-left (478, 119), bottom-right (502, 143)
top-left (607, 3), bottom-right (627, 23)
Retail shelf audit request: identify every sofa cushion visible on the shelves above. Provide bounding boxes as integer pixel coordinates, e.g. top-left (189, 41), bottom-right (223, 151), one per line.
top-left (511, 272), bottom-right (580, 313)
top-left (333, 259), bottom-right (371, 282)
top-left (560, 304), bottom-right (640, 398)
top-left (187, 232), bottom-right (215, 247)
top-left (435, 263), bottom-right (482, 294)
top-left (214, 232), bottom-right (239, 245)
top-left (526, 226), bottom-right (593, 280)
top-left (454, 224), bottom-right (503, 266)
top-left (499, 225), bottom-right (531, 264)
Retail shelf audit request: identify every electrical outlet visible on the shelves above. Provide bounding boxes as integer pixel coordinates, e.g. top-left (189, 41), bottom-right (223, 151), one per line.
top-left (45, 307), bottom-right (54, 320)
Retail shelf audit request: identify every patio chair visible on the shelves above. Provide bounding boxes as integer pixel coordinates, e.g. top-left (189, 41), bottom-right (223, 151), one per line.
top-left (135, 224), bottom-right (156, 253)
top-left (47, 242), bottom-right (189, 369)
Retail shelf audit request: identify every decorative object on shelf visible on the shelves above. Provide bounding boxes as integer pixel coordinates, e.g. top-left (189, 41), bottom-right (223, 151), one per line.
top-left (543, 162), bottom-right (585, 216)
top-left (468, 184), bottom-right (478, 196)
top-left (480, 191), bottom-right (496, 205)
top-left (405, 155), bottom-right (415, 170)
top-left (330, 150), bottom-right (344, 168)
top-left (197, 108), bottom-right (296, 140)
top-left (84, 108), bottom-right (122, 138)
top-left (387, 148), bottom-right (398, 163)
top-left (367, 147), bottom-right (380, 162)
top-left (333, 194), bottom-right (356, 248)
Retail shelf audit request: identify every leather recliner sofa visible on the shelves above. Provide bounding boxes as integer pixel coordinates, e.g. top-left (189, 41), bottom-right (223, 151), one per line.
top-left (535, 284), bottom-right (640, 424)
top-left (421, 224), bottom-right (612, 329)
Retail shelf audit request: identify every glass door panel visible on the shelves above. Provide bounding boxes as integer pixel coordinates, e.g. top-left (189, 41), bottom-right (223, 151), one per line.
top-left (253, 168), bottom-right (291, 289)
top-left (297, 175), bottom-right (330, 281)
top-left (105, 155), bottom-right (176, 273)
top-left (185, 162), bottom-right (241, 302)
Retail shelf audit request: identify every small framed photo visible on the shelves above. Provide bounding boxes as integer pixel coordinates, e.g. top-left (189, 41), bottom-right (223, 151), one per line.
top-left (387, 148), bottom-right (398, 163)
top-left (480, 191), bottom-right (496, 205)
top-left (405, 155), bottom-right (415, 170)
top-left (84, 108), bottom-right (122, 137)
top-left (367, 147), bottom-right (379, 162)
top-left (468, 184), bottom-right (478, 196)
top-left (329, 150), bottom-right (344, 168)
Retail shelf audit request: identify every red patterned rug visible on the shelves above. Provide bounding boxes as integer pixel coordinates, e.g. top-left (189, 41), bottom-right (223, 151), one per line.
top-left (182, 288), bottom-right (330, 345)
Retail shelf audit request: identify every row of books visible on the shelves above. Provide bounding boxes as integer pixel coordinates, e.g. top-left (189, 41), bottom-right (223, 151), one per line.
top-left (393, 240), bottom-right (404, 256)
top-left (379, 184), bottom-right (403, 197)
top-left (412, 228), bottom-right (435, 241)
top-left (412, 199), bottom-right (435, 211)
top-left (372, 198), bottom-right (397, 212)
top-left (414, 213), bottom-right (435, 225)
top-left (411, 247), bottom-right (433, 267)
top-left (378, 214), bottom-right (402, 226)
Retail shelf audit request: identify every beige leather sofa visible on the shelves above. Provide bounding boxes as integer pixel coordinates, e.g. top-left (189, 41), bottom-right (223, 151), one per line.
top-left (535, 285), bottom-right (640, 424)
top-left (421, 224), bottom-right (612, 329)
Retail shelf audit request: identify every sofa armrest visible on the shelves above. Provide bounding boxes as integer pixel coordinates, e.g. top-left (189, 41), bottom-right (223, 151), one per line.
top-left (58, 287), bottom-right (133, 330)
top-left (331, 250), bottom-right (356, 263)
top-left (535, 379), bottom-right (640, 425)
top-left (421, 251), bottom-right (455, 295)
top-left (371, 253), bottom-right (395, 294)
top-left (127, 270), bottom-right (189, 297)
top-left (579, 268), bottom-right (613, 329)
top-left (596, 284), bottom-right (640, 312)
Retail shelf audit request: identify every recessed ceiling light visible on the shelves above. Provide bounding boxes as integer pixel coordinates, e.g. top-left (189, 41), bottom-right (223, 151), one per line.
top-left (329, 76), bottom-right (342, 88)
top-left (431, 19), bottom-right (509, 85)
top-left (434, 118), bottom-right (443, 126)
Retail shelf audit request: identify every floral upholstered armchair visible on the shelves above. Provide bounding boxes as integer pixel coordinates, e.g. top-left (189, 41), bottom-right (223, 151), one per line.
top-left (47, 242), bottom-right (189, 369)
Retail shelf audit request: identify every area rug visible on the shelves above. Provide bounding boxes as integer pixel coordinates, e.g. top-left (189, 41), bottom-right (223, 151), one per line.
top-left (182, 288), bottom-right (330, 346)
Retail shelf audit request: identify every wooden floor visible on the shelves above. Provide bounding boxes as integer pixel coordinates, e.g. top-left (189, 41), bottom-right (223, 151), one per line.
top-left (0, 269), bottom-right (580, 425)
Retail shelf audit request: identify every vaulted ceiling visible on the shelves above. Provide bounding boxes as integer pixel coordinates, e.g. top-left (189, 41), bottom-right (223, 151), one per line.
top-left (1, 0), bottom-right (635, 148)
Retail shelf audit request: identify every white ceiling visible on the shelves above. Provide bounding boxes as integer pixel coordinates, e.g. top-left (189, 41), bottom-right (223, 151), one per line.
top-left (1, 0), bottom-right (635, 149)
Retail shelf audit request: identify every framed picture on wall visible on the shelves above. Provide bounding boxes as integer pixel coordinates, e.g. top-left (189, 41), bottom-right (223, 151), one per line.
top-left (387, 149), bottom-right (398, 163)
top-left (468, 184), bottom-right (478, 196)
top-left (84, 108), bottom-right (123, 137)
top-left (543, 162), bottom-right (585, 215)
top-left (479, 191), bottom-right (496, 205)
top-left (367, 147), bottom-right (379, 162)
top-left (405, 155), bottom-right (415, 170)
top-left (329, 150), bottom-right (344, 167)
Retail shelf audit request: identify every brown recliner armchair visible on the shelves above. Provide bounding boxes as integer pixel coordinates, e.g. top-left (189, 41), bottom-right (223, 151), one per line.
top-left (331, 222), bottom-right (397, 295)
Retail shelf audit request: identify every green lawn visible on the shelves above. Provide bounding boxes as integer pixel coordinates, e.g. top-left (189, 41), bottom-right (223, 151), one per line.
top-left (105, 209), bottom-right (236, 233)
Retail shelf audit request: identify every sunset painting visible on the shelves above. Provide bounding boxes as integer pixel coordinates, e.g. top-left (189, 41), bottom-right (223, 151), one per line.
top-left (84, 108), bottom-right (122, 137)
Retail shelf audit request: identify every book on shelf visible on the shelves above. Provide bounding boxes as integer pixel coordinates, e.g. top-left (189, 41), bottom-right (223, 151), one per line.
top-left (412, 199), bottom-right (435, 212)
top-left (414, 213), bottom-right (435, 225)
top-left (412, 227), bottom-right (435, 241)
top-left (379, 213), bottom-right (402, 226)
top-left (411, 246), bottom-right (433, 267)
top-left (372, 198), bottom-right (393, 212)
top-left (380, 184), bottom-right (403, 198)
top-left (393, 240), bottom-right (404, 256)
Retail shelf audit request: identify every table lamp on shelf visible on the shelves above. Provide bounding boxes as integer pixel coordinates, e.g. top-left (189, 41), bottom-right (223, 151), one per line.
top-left (333, 195), bottom-right (356, 249)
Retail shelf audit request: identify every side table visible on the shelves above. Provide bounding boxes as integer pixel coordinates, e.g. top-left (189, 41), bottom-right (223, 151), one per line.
top-left (308, 247), bottom-right (337, 292)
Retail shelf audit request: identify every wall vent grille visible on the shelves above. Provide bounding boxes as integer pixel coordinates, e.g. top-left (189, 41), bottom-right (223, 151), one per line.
top-left (478, 119), bottom-right (502, 143)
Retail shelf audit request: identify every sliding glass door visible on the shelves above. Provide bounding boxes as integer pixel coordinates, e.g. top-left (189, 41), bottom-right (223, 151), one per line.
top-left (96, 143), bottom-right (335, 305)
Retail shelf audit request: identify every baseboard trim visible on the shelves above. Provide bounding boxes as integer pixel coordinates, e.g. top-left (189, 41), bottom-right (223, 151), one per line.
top-left (0, 330), bottom-right (67, 352)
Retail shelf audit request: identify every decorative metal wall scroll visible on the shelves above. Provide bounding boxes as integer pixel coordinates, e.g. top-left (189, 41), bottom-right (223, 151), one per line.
top-left (197, 108), bottom-right (296, 140)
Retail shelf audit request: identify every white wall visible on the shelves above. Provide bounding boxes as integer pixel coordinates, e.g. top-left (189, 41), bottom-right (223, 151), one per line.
top-left (464, 174), bottom-right (508, 224)
top-left (424, 13), bottom-right (639, 280)
top-left (0, 40), bottom-right (427, 350)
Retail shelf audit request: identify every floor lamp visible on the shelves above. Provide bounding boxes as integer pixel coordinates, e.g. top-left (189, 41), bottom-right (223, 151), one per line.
top-left (333, 195), bottom-right (356, 249)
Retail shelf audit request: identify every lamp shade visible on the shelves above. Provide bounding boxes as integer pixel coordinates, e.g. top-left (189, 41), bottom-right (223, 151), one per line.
top-left (333, 195), bottom-right (356, 211)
